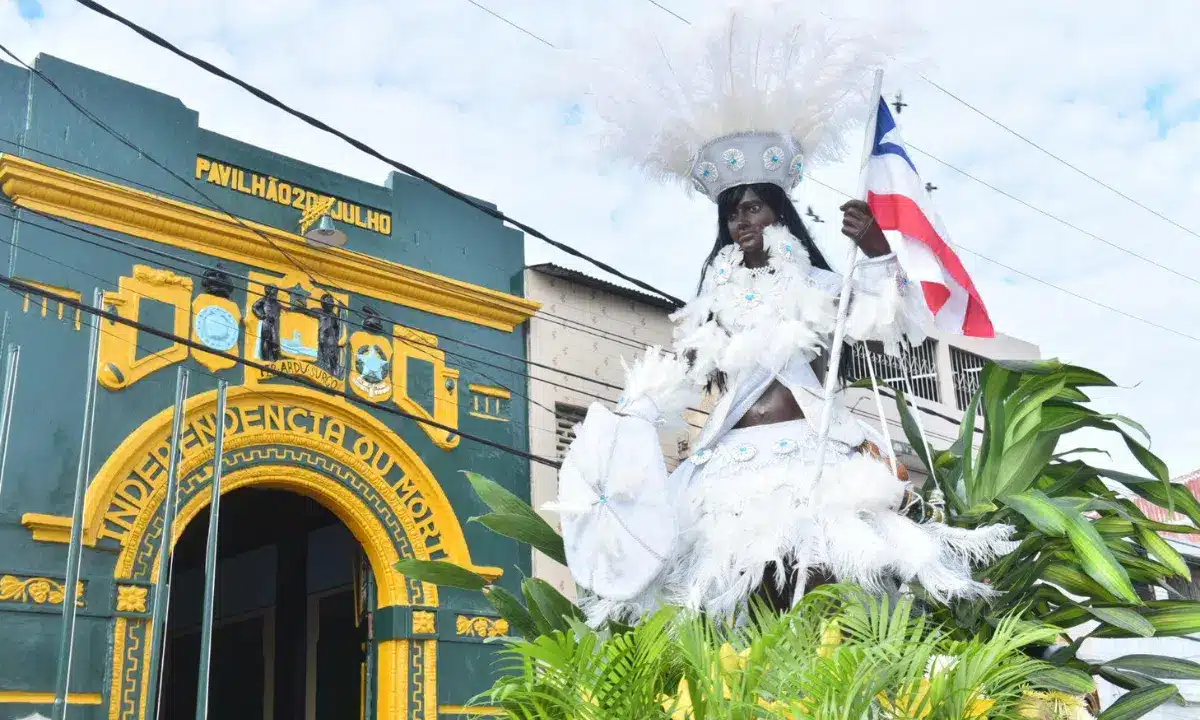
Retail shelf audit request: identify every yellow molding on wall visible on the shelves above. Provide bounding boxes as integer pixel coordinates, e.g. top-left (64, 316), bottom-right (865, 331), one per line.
top-left (467, 383), bottom-right (513, 400)
top-left (439, 706), bottom-right (505, 716)
top-left (0, 154), bottom-right (541, 332)
top-left (0, 691), bottom-right (103, 705)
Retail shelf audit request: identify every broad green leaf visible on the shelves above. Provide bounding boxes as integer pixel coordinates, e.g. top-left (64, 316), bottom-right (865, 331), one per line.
top-left (1103, 654), bottom-right (1200, 680)
top-left (1038, 603), bottom-right (1092, 629)
top-left (1093, 517), bottom-right (1135, 538)
top-left (1004, 374), bottom-right (1066, 446)
top-left (1004, 491), bottom-right (1139, 602)
top-left (1060, 364), bottom-right (1117, 388)
top-left (958, 386), bottom-right (981, 492)
top-left (1003, 490), bottom-right (1069, 536)
top-left (1104, 471), bottom-right (1200, 524)
top-left (394, 559), bottom-right (490, 591)
top-left (1093, 602), bottom-right (1200, 638)
top-left (995, 432), bottom-right (1063, 498)
top-left (989, 358), bottom-right (1063, 375)
top-left (483, 586), bottom-right (538, 638)
top-left (1043, 563), bottom-right (1119, 602)
top-left (1087, 607), bottom-right (1155, 638)
top-left (1134, 526), bottom-right (1191, 580)
top-left (1054, 447), bottom-right (1110, 460)
top-left (473, 512), bottom-right (568, 566)
top-left (894, 389), bottom-right (933, 477)
top-left (1032, 666), bottom-right (1096, 694)
top-left (1098, 682), bottom-right (1179, 720)
top-left (522, 578), bottom-right (583, 633)
top-left (976, 362), bottom-right (1019, 501)
top-left (1053, 387), bottom-right (1091, 402)
top-left (1055, 499), bottom-right (1141, 603)
top-left (464, 471), bottom-right (540, 517)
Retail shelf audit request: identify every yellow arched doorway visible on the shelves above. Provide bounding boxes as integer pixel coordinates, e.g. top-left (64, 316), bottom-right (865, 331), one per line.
top-left (52, 384), bottom-right (500, 720)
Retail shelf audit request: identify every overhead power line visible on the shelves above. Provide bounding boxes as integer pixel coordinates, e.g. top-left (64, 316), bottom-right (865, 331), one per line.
top-left (638, 1), bottom-right (1200, 268)
top-left (1, 274), bottom-right (564, 469)
top-left (0, 135), bottom-right (658, 354)
top-left (464, 0), bottom-right (557, 48)
top-left (0, 55), bottom-right (672, 420)
top-left (917, 74), bottom-right (1200, 244)
top-left (906, 143), bottom-right (1200, 289)
top-left (66, 0), bottom-right (685, 307)
top-left (804, 176), bottom-right (1200, 345)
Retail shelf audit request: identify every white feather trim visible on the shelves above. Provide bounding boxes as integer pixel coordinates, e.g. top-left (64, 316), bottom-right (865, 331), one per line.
top-left (574, 1), bottom-right (898, 194)
top-left (617, 347), bottom-right (698, 425)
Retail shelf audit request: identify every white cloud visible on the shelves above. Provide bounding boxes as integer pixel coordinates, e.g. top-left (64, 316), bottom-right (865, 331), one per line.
top-left (5, 0), bottom-right (1199, 476)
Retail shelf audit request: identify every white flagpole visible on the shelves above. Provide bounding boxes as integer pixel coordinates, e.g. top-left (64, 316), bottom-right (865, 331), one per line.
top-left (811, 69), bottom-right (884, 483)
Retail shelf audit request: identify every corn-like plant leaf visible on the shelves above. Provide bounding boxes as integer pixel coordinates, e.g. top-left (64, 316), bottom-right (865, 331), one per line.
top-left (473, 512), bottom-right (568, 566)
top-left (1104, 470), bottom-right (1200, 524)
top-left (1003, 490), bottom-right (1069, 536)
top-left (1004, 374), bottom-right (1066, 447)
top-left (1004, 491), bottom-right (1139, 602)
top-left (522, 577), bottom-right (583, 633)
top-left (484, 586), bottom-right (538, 638)
top-left (1087, 607), bottom-right (1155, 638)
top-left (1097, 682), bottom-right (1179, 720)
top-left (1135, 526), bottom-right (1192, 580)
top-left (1032, 666), bottom-right (1096, 694)
top-left (393, 559), bottom-right (490, 590)
top-left (464, 471), bottom-right (536, 516)
top-left (1093, 602), bottom-right (1200, 638)
top-left (1042, 563), bottom-right (1119, 602)
top-left (1102, 655), bottom-right (1200, 680)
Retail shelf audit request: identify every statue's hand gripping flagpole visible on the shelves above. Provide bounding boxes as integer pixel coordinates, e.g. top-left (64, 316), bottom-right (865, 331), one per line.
top-left (810, 69), bottom-right (885, 484)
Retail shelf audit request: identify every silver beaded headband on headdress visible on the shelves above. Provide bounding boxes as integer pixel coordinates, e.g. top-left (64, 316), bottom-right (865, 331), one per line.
top-left (690, 131), bottom-right (805, 200)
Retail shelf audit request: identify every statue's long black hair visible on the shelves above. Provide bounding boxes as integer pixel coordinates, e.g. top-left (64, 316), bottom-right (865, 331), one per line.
top-left (696, 182), bottom-right (853, 393)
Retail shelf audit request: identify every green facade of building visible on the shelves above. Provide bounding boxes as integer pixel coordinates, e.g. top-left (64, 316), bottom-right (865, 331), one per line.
top-left (0, 54), bottom-right (538, 720)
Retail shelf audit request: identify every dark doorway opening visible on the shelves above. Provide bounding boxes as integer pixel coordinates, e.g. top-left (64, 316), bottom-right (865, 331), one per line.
top-left (159, 487), bottom-right (368, 720)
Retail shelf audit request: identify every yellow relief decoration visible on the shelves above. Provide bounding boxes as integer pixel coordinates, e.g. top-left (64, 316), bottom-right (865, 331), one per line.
top-left (412, 610), bottom-right (437, 635)
top-left (455, 615), bottom-right (509, 638)
top-left (0, 574), bottom-right (84, 606)
top-left (97, 265), bottom-right (193, 390)
top-left (115, 585), bottom-right (149, 613)
top-left (393, 324), bottom-right (461, 450)
top-left (17, 278), bottom-right (82, 330)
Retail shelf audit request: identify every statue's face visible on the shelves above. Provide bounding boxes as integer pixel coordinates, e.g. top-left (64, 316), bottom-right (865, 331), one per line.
top-left (726, 187), bottom-right (778, 258)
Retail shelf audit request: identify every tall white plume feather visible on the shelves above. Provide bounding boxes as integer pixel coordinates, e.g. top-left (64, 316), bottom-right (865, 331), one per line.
top-left (572, 0), bottom-right (899, 194)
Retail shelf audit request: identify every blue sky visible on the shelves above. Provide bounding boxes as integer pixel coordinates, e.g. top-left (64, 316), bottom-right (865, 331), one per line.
top-left (16, 0), bottom-right (43, 21)
top-left (1144, 81), bottom-right (1200, 138)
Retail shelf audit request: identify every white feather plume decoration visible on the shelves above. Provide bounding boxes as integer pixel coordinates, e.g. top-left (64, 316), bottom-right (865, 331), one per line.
top-left (577, 0), bottom-right (895, 195)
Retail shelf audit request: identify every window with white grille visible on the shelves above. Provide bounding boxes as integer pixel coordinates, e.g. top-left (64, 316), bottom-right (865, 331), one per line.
top-left (949, 347), bottom-right (987, 412)
top-left (846, 339), bottom-right (941, 403)
top-left (554, 403), bottom-right (588, 459)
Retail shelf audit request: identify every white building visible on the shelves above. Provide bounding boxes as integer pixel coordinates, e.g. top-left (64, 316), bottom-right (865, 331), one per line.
top-left (524, 262), bottom-right (1040, 595)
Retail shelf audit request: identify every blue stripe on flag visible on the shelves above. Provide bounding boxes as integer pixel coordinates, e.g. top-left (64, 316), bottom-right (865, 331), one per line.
top-left (872, 99), bottom-right (918, 174)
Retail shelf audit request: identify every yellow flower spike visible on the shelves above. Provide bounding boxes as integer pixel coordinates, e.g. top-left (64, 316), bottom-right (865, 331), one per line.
top-left (718, 642), bottom-right (747, 674)
top-left (663, 677), bottom-right (694, 720)
top-left (878, 679), bottom-right (933, 719)
top-left (818, 619), bottom-right (843, 659)
top-left (1018, 690), bottom-right (1090, 720)
top-left (967, 697), bottom-right (995, 719)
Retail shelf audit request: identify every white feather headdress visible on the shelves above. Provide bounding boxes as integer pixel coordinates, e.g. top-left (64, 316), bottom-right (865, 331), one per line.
top-left (579, 1), bottom-right (893, 202)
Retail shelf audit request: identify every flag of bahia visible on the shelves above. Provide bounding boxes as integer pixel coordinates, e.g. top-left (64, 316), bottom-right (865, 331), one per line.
top-left (866, 100), bottom-right (995, 338)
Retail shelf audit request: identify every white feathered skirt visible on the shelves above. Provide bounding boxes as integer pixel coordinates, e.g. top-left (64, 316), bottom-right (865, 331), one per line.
top-left (556, 410), bottom-right (1017, 626)
top-left (663, 419), bottom-right (1015, 620)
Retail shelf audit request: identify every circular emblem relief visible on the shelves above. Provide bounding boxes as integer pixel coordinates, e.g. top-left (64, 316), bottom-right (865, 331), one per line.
top-left (194, 305), bottom-right (240, 351)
